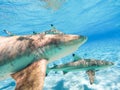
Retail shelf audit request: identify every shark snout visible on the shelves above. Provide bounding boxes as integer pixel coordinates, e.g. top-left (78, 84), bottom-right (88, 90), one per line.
top-left (76, 35), bottom-right (88, 45)
top-left (80, 35), bottom-right (87, 41)
top-left (64, 35), bottom-right (87, 43)
top-left (63, 35), bottom-right (81, 42)
top-left (62, 35), bottom-right (88, 49)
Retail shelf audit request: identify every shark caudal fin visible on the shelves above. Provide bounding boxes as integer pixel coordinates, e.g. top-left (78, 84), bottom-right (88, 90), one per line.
top-left (11, 59), bottom-right (47, 90)
top-left (86, 70), bottom-right (95, 85)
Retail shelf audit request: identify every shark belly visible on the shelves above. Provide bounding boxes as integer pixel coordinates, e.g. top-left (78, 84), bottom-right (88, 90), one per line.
top-left (51, 67), bottom-right (83, 72)
top-left (0, 54), bottom-right (35, 80)
top-left (52, 65), bottom-right (106, 73)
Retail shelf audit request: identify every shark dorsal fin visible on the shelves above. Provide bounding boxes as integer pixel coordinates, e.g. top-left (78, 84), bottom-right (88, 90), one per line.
top-left (73, 57), bottom-right (82, 62)
top-left (72, 54), bottom-right (82, 62)
top-left (44, 24), bottom-right (64, 34)
top-left (32, 24), bottom-right (64, 35)
top-left (86, 70), bottom-right (95, 85)
top-left (33, 30), bottom-right (63, 35)
top-left (45, 29), bottom-right (64, 34)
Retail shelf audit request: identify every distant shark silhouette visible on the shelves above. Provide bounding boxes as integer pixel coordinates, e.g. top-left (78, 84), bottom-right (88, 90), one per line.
top-left (0, 30), bottom-right (87, 90)
top-left (47, 54), bottom-right (114, 84)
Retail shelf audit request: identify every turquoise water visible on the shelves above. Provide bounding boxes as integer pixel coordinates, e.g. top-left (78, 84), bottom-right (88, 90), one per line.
top-left (0, 0), bottom-right (120, 90)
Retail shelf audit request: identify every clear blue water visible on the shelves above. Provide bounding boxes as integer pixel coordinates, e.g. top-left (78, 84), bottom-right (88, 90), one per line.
top-left (0, 0), bottom-right (120, 90)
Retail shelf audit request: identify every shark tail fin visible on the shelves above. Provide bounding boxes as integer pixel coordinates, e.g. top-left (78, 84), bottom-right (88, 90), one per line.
top-left (11, 59), bottom-right (47, 90)
top-left (86, 70), bottom-right (95, 85)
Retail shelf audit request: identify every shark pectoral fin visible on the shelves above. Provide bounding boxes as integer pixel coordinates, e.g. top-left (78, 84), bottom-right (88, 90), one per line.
top-left (86, 70), bottom-right (95, 85)
top-left (11, 59), bottom-right (47, 90)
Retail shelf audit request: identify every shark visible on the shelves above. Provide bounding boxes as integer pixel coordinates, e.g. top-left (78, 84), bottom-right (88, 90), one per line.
top-left (0, 31), bottom-right (87, 90)
top-left (47, 54), bottom-right (114, 85)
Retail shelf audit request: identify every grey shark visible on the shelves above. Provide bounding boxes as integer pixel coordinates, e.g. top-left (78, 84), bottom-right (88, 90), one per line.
top-left (47, 56), bottom-right (114, 84)
top-left (0, 31), bottom-right (87, 90)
